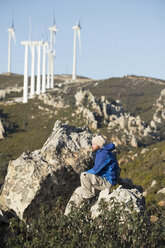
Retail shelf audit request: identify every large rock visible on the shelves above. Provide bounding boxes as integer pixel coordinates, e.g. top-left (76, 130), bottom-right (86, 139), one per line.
top-left (0, 121), bottom-right (93, 220)
top-left (91, 185), bottom-right (145, 219)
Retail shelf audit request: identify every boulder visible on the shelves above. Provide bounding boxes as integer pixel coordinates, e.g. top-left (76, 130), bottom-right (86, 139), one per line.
top-left (130, 135), bottom-right (138, 148)
top-left (151, 180), bottom-right (157, 188)
top-left (0, 121), bottom-right (93, 220)
top-left (150, 215), bottom-right (159, 223)
top-left (118, 116), bottom-right (127, 129)
top-left (157, 188), bottom-right (165, 194)
top-left (75, 89), bottom-right (87, 106)
top-left (91, 185), bottom-right (145, 219)
top-left (158, 201), bottom-right (165, 207)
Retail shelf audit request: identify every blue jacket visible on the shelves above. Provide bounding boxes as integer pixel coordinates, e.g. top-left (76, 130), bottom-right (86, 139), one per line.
top-left (86, 143), bottom-right (119, 185)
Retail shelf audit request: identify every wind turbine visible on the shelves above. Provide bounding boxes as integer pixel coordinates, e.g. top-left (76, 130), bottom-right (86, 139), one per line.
top-left (21, 41), bottom-right (29, 103)
top-left (29, 18), bottom-right (37, 98)
top-left (42, 41), bottom-right (49, 93)
top-left (48, 20), bottom-right (58, 88)
top-left (72, 21), bottom-right (81, 81)
top-left (7, 16), bottom-right (16, 74)
top-left (36, 40), bottom-right (43, 95)
top-left (30, 41), bottom-right (37, 98)
top-left (46, 41), bottom-right (51, 89)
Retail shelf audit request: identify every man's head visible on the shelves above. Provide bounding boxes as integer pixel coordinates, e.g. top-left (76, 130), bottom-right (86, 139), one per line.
top-left (92, 135), bottom-right (107, 152)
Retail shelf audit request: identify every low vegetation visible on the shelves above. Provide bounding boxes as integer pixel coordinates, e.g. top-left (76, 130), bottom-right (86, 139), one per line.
top-left (5, 198), bottom-right (165, 248)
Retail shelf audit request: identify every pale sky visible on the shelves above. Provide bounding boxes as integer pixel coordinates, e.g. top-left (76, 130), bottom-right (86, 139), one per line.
top-left (0, 0), bottom-right (165, 80)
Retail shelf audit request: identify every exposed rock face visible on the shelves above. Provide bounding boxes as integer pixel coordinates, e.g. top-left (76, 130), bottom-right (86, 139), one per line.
top-left (38, 93), bottom-right (69, 109)
top-left (0, 121), bottom-right (93, 220)
top-left (74, 88), bottom-right (158, 147)
top-left (0, 87), bottom-right (23, 100)
top-left (0, 119), bottom-right (5, 139)
top-left (153, 88), bottom-right (165, 123)
top-left (37, 85), bottom-right (165, 147)
top-left (91, 185), bottom-right (145, 219)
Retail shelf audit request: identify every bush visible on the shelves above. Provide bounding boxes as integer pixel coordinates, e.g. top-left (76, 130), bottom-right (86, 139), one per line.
top-left (6, 198), bottom-right (165, 248)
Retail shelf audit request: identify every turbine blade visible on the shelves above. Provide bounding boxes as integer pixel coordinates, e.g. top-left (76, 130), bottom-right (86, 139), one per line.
top-left (53, 49), bottom-right (56, 57)
top-left (53, 31), bottom-right (56, 50)
top-left (12, 9), bottom-right (14, 28)
top-left (12, 30), bottom-right (16, 44)
top-left (29, 16), bottom-right (32, 41)
top-left (53, 9), bottom-right (56, 25)
top-left (78, 19), bottom-right (81, 29)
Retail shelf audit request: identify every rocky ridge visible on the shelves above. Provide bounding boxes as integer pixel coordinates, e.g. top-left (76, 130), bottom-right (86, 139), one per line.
top-left (73, 88), bottom-right (165, 147)
top-left (91, 186), bottom-right (145, 219)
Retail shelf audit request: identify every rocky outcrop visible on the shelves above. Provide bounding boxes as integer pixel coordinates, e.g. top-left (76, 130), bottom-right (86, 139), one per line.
top-left (153, 88), bottom-right (165, 123)
top-left (0, 87), bottom-right (23, 100)
top-left (74, 88), bottom-right (158, 147)
top-left (0, 119), bottom-right (5, 139)
top-left (0, 121), bottom-right (93, 220)
top-left (38, 93), bottom-right (69, 109)
top-left (74, 88), bottom-right (124, 131)
top-left (91, 185), bottom-right (145, 218)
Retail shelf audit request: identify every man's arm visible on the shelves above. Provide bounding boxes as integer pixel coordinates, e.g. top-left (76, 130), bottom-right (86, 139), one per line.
top-left (86, 151), bottom-right (114, 174)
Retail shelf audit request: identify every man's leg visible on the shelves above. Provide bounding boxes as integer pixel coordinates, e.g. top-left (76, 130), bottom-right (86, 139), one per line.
top-left (64, 186), bottom-right (84, 215)
top-left (64, 173), bottom-right (113, 215)
top-left (80, 172), bottom-right (113, 199)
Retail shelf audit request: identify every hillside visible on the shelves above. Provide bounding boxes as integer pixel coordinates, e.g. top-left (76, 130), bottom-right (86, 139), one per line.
top-left (0, 74), bottom-right (165, 213)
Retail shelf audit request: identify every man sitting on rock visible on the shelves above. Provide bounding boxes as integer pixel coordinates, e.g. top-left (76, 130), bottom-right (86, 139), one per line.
top-left (64, 135), bottom-right (121, 215)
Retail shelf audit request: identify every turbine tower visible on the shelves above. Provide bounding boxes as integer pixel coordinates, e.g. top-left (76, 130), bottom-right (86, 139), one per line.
top-left (42, 41), bottom-right (48, 93)
top-left (46, 41), bottom-right (51, 89)
top-left (72, 21), bottom-right (81, 81)
top-left (30, 41), bottom-right (37, 98)
top-left (29, 18), bottom-right (37, 98)
top-left (36, 41), bottom-right (43, 95)
top-left (48, 21), bottom-right (58, 88)
top-left (21, 41), bottom-right (29, 103)
top-left (7, 17), bottom-right (16, 74)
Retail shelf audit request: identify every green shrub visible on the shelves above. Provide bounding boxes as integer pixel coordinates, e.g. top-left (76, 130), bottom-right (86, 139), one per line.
top-left (6, 198), bottom-right (165, 248)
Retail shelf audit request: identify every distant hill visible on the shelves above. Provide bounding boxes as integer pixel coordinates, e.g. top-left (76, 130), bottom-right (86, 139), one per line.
top-left (82, 75), bottom-right (165, 123)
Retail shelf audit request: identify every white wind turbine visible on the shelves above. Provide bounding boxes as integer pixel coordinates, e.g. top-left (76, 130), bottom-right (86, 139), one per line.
top-left (21, 18), bottom-right (35, 103)
top-left (42, 41), bottom-right (49, 93)
top-left (29, 18), bottom-right (37, 98)
top-left (21, 41), bottom-right (29, 103)
top-left (30, 41), bottom-right (37, 98)
top-left (44, 32), bottom-right (51, 89)
top-left (7, 16), bottom-right (16, 74)
top-left (72, 21), bottom-right (81, 81)
top-left (46, 41), bottom-right (51, 89)
top-left (36, 40), bottom-right (43, 95)
top-left (48, 20), bottom-right (58, 88)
